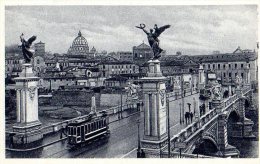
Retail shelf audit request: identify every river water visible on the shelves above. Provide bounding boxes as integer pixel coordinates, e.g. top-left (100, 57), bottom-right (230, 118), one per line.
top-left (228, 132), bottom-right (259, 158)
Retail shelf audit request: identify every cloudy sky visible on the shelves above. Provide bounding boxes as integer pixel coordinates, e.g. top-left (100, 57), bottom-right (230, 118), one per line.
top-left (5, 5), bottom-right (258, 55)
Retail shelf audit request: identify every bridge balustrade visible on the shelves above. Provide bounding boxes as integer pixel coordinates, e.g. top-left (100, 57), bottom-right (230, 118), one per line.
top-left (161, 151), bottom-right (212, 158)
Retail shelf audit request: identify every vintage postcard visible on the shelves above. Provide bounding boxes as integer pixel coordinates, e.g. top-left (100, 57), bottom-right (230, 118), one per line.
top-left (1, 0), bottom-right (259, 162)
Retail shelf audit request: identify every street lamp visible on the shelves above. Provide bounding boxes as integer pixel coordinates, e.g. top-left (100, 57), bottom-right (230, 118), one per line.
top-left (187, 103), bottom-right (191, 113)
top-left (179, 103), bottom-right (182, 124)
top-left (166, 98), bottom-right (170, 158)
top-left (137, 119), bottom-right (141, 158)
top-left (181, 74), bottom-right (185, 124)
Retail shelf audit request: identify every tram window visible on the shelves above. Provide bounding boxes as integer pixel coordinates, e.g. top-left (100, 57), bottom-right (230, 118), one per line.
top-left (77, 127), bottom-right (80, 136)
top-left (101, 120), bottom-right (103, 128)
top-left (91, 123), bottom-right (94, 131)
top-left (73, 127), bottom-right (76, 135)
top-left (97, 121), bottom-right (99, 128)
top-left (104, 120), bottom-right (106, 126)
top-left (85, 125), bottom-right (87, 132)
top-left (88, 124), bottom-right (91, 133)
top-left (81, 125), bottom-right (85, 134)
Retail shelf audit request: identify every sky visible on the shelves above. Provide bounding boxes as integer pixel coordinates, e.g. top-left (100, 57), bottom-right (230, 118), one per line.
top-left (5, 5), bottom-right (258, 55)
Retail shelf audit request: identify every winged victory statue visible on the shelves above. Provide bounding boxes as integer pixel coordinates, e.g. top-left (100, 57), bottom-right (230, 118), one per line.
top-left (19, 33), bottom-right (37, 63)
top-left (136, 23), bottom-right (170, 59)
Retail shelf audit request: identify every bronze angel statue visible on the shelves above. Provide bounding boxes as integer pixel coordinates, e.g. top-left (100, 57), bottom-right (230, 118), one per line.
top-left (19, 33), bottom-right (37, 63)
top-left (136, 23), bottom-right (170, 59)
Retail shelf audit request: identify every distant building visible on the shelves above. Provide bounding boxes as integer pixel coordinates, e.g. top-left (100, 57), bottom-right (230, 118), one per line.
top-left (67, 31), bottom-right (95, 58)
top-left (5, 53), bottom-right (24, 77)
top-left (98, 61), bottom-right (139, 78)
top-left (34, 41), bottom-right (45, 57)
top-left (190, 46), bottom-right (258, 85)
top-left (133, 42), bottom-right (153, 63)
top-left (117, 51), bottom-right (133, 62)
top-left (33, 55), bottom-right (45, 76)
top-left (104, 75), bottom-right (128, 88)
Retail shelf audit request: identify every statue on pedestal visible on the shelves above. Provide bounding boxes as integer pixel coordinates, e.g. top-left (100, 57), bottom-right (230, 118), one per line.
top-left (212, 86), bottom-right (222, 101)
top-left (136, 23), bottom-right (170, 59)
top-left (20, 33), bottom-right (37, 63)
top-left (235, 74), bottom-right (243, 89)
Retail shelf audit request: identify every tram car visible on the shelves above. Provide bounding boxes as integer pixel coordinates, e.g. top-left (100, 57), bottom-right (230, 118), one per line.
top-left (67, 111), bottom-right (110, 148)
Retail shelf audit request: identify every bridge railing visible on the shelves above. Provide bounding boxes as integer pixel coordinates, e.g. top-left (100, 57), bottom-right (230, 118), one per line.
top-left (223, 94), bottom-right (238, 108)
top-left (242, 86), bottom-right (251, 95)
top-left (161, 152), bottom-right (212, 158)
top-left (171, 107), bottom-right (218, 144)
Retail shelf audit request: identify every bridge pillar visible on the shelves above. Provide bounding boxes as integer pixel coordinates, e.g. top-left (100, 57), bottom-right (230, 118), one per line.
top-left (140, 60), bottom-right (168, 158)
top-left (13, 64), bottom-right (43, 145)
top-left (212, 98), bottom-right (239, 157)
top-left (234, 88), bottom-right (255, 139)
top-left (217, 113), bottom-right (240, 157)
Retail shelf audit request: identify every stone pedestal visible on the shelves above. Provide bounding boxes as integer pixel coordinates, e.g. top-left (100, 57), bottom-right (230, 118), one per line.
top-left (217, 113), bottom-right (240, 157)
top-left (13, 64), bottom-right (42, 144)
top-left (235, 88), bottom-right (255, 139)
top-left (140, 60), bottom-right (168, 157)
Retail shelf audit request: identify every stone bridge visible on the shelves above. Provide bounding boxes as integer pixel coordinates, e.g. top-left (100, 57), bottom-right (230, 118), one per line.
top-left (168, 85), bottom-right (255, 157)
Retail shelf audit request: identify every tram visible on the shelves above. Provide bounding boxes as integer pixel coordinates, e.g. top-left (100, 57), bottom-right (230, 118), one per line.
top-left (67, 111), bottom-right (110, 148)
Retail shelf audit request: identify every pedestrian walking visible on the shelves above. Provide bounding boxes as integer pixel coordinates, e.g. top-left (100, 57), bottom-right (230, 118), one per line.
top-left (60, 126), bottom-right (64, 139)
top-left (141, 149), bottom-right (146, 158)
top-left (9, 134), bottom-right (14, 148)
top-left (190, 112), bottom-right (193, 122)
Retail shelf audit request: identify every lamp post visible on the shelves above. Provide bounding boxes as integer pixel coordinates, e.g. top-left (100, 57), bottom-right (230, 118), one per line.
top-left (193, 97), bottom-right (196, 115)
top-left (179, 102), bottom-right (182, 124)
top-left (137, 119), bottom-right (141, 158)
top-left (181, 75), bottom-right (185, 124)
top-left (166, 98), bottom-right (171, 158)
top-left (120, 89), bottom-right (123, 119)
top-left (187, 103), bottom-right (191, 113)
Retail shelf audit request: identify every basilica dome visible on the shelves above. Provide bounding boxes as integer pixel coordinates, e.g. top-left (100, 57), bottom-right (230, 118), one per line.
top-left (68, 31), bottom-right (89, 55)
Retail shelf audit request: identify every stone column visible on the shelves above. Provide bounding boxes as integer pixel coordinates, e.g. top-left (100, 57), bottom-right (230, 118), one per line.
top-left (235, 89), bottom-right (255, 138)
top-left (198, 64), bottom-right (205, 90)
top-left (212, 97), bottom-right (239, 157)
top-left (91, 96), bottom-right (96, 113)
top-left (216, 112), bottom-right (240, 157)
top-left (13, 64), bottom-right (43, 144)
top-left (228, 85), bottom-right (232, 96)
top-left (140, 60), bottom-right (168, 158)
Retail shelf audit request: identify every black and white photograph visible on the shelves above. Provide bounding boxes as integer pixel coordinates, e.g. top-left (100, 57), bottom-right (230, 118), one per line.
top-left (3, 1), bottom-right (259, 159)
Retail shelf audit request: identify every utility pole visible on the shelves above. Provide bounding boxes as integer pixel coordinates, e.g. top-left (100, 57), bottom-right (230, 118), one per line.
top-left (120, 89), bottom-right (123, 119)
top-left (179, 102), bottom-right (182, 124)
top-left (181, 74), bottom-right (185, 124)
top-left (137, 119), bottom-right (141, 158)
top-left (166, 98), bottom-right (170, 158)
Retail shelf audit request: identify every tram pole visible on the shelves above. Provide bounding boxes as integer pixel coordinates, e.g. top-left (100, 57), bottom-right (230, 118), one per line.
top-left (137, 119), bottom-right (141, 158)
top-left (166, 98), bottom-right (171, 158)
top-left (181, 75), bottom-right (185, 124)
top-left (120, 89), bottom-right (123, 119)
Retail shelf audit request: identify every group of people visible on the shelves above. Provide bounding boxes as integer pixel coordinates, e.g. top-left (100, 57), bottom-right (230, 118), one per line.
top-left (184, 112), bottom-right (194, 124)
top-left (199, 104), bottom-right (206, 117)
